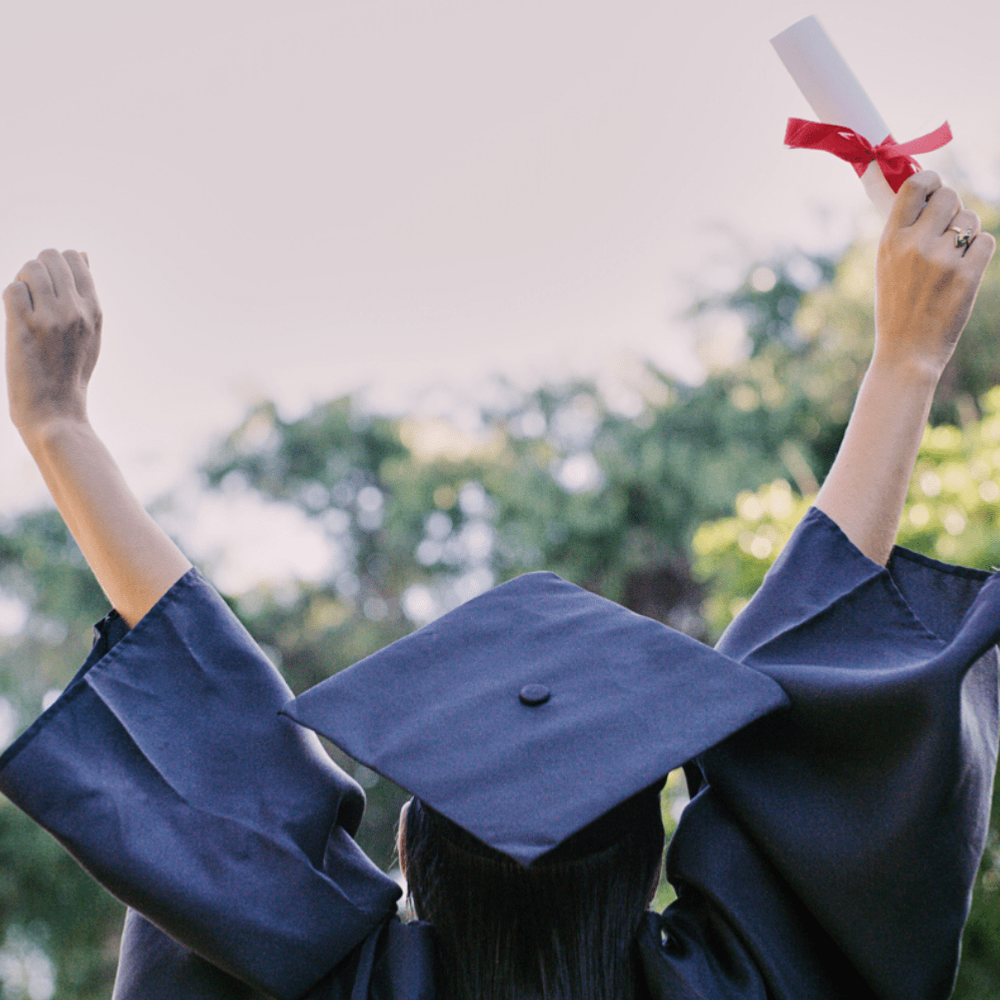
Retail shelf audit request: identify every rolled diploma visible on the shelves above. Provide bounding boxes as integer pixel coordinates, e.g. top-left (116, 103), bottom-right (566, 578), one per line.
top-left (771, 15), bottom-right (896, 217)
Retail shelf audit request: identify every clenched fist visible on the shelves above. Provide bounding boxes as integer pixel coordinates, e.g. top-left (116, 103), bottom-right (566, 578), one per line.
top-left (4, 249), bottom-right (102, 439)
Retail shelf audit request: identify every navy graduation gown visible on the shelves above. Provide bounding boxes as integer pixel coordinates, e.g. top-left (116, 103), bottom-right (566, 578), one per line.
top-left (1, 507), bottom-right (997, 999)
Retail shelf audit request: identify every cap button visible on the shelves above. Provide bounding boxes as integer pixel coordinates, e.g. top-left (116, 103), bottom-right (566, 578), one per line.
top-left (519, 684), bottom-right (550, 707)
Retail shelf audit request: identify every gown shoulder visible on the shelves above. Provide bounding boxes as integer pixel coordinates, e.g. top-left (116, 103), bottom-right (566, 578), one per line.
top-left (657, 507), bottom-right (1000, 1000)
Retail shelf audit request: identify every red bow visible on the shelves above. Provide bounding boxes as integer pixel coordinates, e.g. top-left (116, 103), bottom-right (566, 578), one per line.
top-left (783, 118), bottom-right (953, 193)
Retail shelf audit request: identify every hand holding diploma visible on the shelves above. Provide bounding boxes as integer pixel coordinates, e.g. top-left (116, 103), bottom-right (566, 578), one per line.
top-left (772, 15), bottom-right (951, 216)
top-left (876, 172), bottom-right (994, 376)
top-left (770, 18), bottom-right (996, 560)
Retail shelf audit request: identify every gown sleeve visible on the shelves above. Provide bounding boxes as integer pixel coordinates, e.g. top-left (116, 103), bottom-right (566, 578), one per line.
top-left (0, 569), bottom-right (403, 1000)
top-left (644, 507), bottom-right (1000, 1000)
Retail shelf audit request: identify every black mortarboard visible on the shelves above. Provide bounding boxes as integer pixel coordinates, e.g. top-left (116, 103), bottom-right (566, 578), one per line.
top-left (283, 571), bottom-right (787, 866)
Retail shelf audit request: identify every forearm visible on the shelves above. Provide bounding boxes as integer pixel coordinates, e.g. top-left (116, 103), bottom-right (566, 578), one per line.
top-left (815, 355), bottom-right (938, 566)
top-left (23, 418), bottom-right (192, 627)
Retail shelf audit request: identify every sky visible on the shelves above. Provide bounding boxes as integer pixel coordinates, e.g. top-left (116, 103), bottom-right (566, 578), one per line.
top-left (1, 0), bottom-right (999, 584)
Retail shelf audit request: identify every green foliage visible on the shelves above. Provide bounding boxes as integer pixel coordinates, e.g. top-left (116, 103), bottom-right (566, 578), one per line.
top-left (692, 479), bottom-right (812, 638)
top-left (693, 388), bottom-right (1000, 637)
top-left (0, 511), bottom-right (108, 721)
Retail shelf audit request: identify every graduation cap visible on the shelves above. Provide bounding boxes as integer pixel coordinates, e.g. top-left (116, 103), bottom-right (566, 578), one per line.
top-left (283, 571), bottom-right (787, 866)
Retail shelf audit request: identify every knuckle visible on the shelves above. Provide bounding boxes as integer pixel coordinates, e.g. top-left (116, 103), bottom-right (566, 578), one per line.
top-left (935, 187), bottom-right (962, 215)
top-left (4, 280), bottom-right (24, 298)
top-left (907, 170), bottom-right (939, 193)
top-left (959, 216), bottom-right (980, 236)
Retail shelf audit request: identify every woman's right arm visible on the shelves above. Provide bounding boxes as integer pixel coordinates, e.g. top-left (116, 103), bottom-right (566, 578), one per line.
top-left (4, 249), bottom-right (191, 626)
top-left (814, 171), bottom-right (995, 565)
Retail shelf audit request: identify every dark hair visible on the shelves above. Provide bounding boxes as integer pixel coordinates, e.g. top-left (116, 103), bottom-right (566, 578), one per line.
top-left (400, 787), bottom-right (665, 1000)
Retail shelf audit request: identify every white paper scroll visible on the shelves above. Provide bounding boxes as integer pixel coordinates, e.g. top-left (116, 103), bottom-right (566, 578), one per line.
top-left (771, 15), bottom-right (896, 216)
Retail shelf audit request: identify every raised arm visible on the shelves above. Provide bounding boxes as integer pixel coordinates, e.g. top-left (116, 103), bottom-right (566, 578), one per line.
top-left (814, 172), bottom-right (996, 565)
top-left (4, 250), bottom-right (191, 626)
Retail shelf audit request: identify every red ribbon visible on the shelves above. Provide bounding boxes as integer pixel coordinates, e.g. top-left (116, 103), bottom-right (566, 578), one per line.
top-left (783, 118), bottom-right (953, 193)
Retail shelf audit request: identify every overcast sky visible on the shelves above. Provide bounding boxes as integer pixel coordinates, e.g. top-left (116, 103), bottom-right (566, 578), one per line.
top-left (2, 0), bottom-right (999, 574)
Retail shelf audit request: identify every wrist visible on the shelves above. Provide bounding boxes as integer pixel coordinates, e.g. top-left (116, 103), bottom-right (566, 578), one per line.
top-left (19, 414), bottom-right (96, 459)
top-left (867, 347), bottom-right (945, 392)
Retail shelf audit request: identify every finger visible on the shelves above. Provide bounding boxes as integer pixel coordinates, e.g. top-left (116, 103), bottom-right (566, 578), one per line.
top-left (964, 230), bottom-right (996, 267)
top-left (2, 281), bottom-right (33, 319)
top-left (912, 185), bottom-right (962, 239)
top-left (64, 250), bottom-right (96, 301)
top-left (38, 248), bottom-right (77, 300)
top-left (943, 209), bottom-right (982, 257)
top-left (945, 208), bottom-right (981, 238)
top-left (17, 259), bottom-right (54, 305)
top-left (889, 171), bottom-right (942, 229)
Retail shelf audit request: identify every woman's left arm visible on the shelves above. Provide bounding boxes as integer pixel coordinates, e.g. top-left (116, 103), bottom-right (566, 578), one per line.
top-left (815, 172), bottom-right (995, 565)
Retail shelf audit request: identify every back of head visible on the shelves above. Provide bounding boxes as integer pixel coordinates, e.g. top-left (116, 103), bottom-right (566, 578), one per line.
top-left (401, 788), bottom-right (665, 1000)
